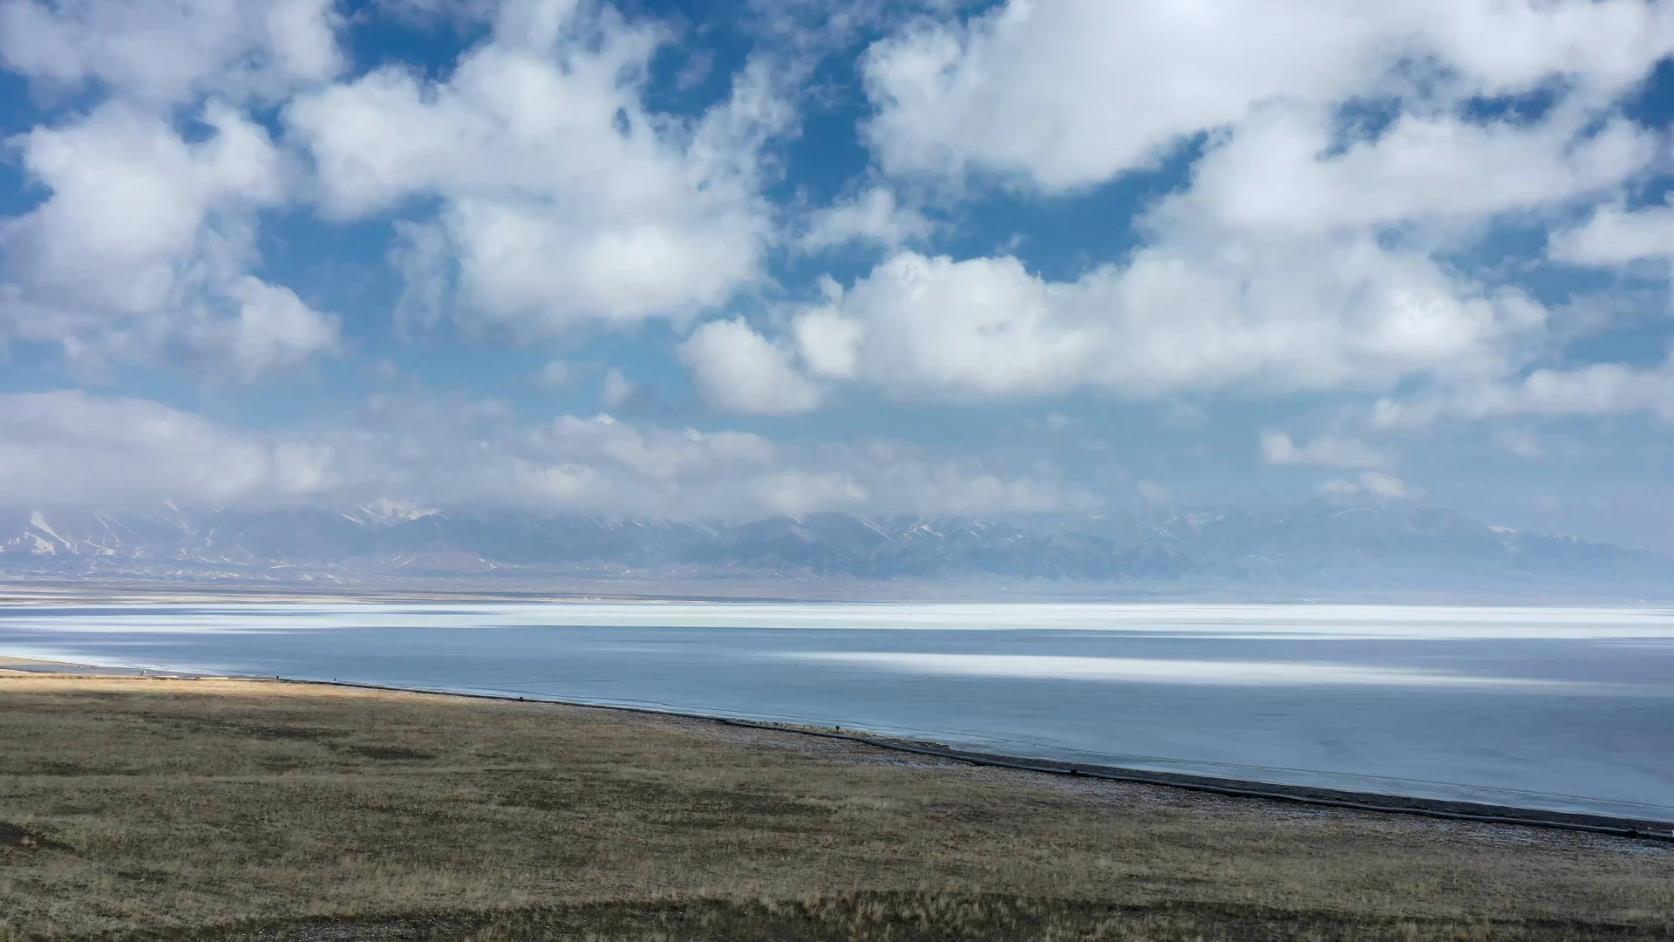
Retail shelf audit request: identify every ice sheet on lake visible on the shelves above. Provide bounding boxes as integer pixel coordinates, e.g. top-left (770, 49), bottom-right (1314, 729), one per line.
top-left (788, 651), bottom-right (1635, 691)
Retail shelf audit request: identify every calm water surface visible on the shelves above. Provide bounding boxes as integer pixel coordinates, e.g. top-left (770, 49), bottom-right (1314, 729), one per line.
top-left (3, 600), bottom-right (1671, 820)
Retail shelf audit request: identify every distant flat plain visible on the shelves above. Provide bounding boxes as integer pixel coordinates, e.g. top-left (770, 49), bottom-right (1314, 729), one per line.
top-left (2, 672), bottom-right (1671, 941)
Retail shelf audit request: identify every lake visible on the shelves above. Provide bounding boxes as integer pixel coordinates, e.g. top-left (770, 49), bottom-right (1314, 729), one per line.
top-left (3, 598), bottom-right (1671, 820)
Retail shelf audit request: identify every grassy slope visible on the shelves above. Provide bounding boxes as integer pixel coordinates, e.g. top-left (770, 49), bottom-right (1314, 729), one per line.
top-left (0, 675), bottom-right (1669, 940)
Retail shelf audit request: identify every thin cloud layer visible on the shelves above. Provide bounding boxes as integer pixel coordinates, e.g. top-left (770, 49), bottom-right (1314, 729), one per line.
top-left (0, 390), bottom-right (1081, 518)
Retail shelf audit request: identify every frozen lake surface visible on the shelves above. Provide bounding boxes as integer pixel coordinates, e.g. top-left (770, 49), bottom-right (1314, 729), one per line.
top-left (3, 599), bottom-right (1671, 820)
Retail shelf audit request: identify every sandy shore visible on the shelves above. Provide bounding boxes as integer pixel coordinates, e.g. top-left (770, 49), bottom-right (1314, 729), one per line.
top-left (2, 669), bottom-right (1671, 940)
top-left (0, 656), bottom-right (181, 677)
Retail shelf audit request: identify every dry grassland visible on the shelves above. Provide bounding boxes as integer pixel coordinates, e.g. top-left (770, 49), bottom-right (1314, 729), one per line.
top-left (1, 675), bottom-right (1669, 940)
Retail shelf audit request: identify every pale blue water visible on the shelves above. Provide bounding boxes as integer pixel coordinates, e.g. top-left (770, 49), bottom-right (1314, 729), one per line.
top-left (3, 600), bottom-right (1671, 821)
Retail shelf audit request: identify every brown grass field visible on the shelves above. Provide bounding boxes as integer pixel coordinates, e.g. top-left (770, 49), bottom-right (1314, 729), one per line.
top-left (0, 672), bottom-right (1669, 940)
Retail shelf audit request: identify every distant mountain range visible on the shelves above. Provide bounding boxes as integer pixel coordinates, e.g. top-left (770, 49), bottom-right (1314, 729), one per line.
top-left (3, 501), bottom-right (1670, 600)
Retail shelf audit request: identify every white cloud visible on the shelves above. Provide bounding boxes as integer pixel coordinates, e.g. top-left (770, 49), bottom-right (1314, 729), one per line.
top-left (792, 309), bottom-right (863, 379)
top-left (599, 369), bottom-right (645, 411)
top-left (859, 455), bottom-right (1094, 515)
top-left (0, 101), bottom-right (337, 377)
top-left (376, 0), bottom-right (498, 26)
top-left (2, 0), bottom-right (1668, 537)
top-left (1260, 431), bottom-right (1386, 470)
top-left (0, 390), bottom-right (330, 506)
top-left (798, 186), bottom-right (933, 252)
top-left (680, 319), bottom-right (822, 415)
top-left (804, 1), bottom-right (1671, 414)
top-left (1358, 471), bottom-right (1416, 500)
top-left (1174, 103), bottom-right (1657, 238)
top-left (535, 360), bottom-right (572, 389)
top-left (750, 470), bottom-right (867, 517)
top-left (784, 245), bottom-right (1542, 402)
top-left (1321, 471), bottom-right (1418, 501)
top-left (3, 103), bottom-right (282, 313)
top-left (388, 221), bottom-right (452, 334)
top-left (285, 0), bottom-right (789, 336)
top-left (862, 0), bottom-right (1674, 191)
top-left (1373, 358), bottom-right (1674, 427)
top-left (1136, 480), bottom-right (1173, 506)
top-left (0, 389), bottom-right (1091, 519)
top-left (197, 277), bottom-right (340, 376)
top-left (0, 0), bottom-right (342, 105)
top-left (507, 416), bottom-right (1084, 517)
top-left (1550, 198), bottom-right (1674, 267)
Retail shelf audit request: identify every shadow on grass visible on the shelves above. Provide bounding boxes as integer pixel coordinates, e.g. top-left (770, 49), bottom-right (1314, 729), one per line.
top-left (128, 893), bottom-right (1666, 942)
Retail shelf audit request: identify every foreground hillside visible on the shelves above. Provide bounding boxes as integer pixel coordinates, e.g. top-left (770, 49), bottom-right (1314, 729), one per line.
top-left (4, 501), bottom-right (1673, 598)
top-left (1, 674), bottom-right (1669, 941)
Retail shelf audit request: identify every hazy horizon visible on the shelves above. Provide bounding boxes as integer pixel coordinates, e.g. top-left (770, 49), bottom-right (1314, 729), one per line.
top-left (7, 498), bottom-right (1674, 601)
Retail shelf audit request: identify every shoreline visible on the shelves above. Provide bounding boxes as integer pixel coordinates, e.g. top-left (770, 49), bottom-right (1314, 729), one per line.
top-left (9, 656), bottom-right (1671, 842)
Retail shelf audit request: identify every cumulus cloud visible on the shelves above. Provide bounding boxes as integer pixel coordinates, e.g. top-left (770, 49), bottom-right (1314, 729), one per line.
top-left (780, 0), bottom-right (1671, 414)
top-left (388, 220), bottom-right (452, 335)
top-left (1173, 103), bottom-right (1657, 238)
top-left (1550, 199), bottom-right (1674, 267)
top-left (1260, 431), bottom-right (1386, 470)
top-left (599, 369), bottom-right (647, 412)
top-left (0, 0), bottom-right (342, 105)
top-left (777, 245), bottom-right (1541, 402)
top-left (0, 101), bottom-right (338, 376)
top-left (376, 0), bottom-right (498, 26)
top-left (197, 277), bottom-right (341, 376)
top-left (1372, 357), bottom-right (1674, 427)
top-left (679, 319), bottom-right (822, 415)
top-left (792, 309), bottom-right (863, 379)
top-left (1321, 471), bottom-right (1419, 501)
top-left (4, 0), bottom-right (1671, 540)
top-left (798, 186), bottom-right (933, 253)
top-left (861, 0), bottom-right (1674, 191)
top-left (3, 103), bottom-right (282, 314)
top-left (285, 0), bottom-right (790, 336)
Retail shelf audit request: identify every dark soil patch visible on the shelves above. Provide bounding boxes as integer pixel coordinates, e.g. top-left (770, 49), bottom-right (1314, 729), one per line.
top-left (18, 759), bottom-right (139, 777)
top-left (221, 723), bottom-right (344, 743)
top-left (151, 715), bottom-right (346, 744)
top-left (141, 894), bottom-right (1674, 942)
top-left (338, 744), bottom-right (436, 762)
top-left (0, 821), bottom-right (67, 851)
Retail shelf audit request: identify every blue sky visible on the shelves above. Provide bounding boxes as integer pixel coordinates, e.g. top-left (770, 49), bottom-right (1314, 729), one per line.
top-left (1, 0), bottom-right (1673, 550)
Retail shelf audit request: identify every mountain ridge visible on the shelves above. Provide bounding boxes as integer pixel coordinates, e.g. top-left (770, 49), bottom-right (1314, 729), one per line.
top-left (2, 502), bottom-right (1670, 599)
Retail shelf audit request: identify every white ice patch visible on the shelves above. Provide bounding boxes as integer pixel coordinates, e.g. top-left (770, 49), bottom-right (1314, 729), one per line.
top-left (5, 600), bottom-right (1674, 643)
top-left (789, 652), bottom-right (1607, 691)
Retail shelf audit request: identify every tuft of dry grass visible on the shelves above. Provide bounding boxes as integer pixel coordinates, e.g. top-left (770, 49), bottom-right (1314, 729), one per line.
top-left (1, 675), bottom-right (1669, 940)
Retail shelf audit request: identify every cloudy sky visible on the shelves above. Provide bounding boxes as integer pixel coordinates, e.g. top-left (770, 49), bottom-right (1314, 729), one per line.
top-left (2, 0), bottom-right (1673, 548)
